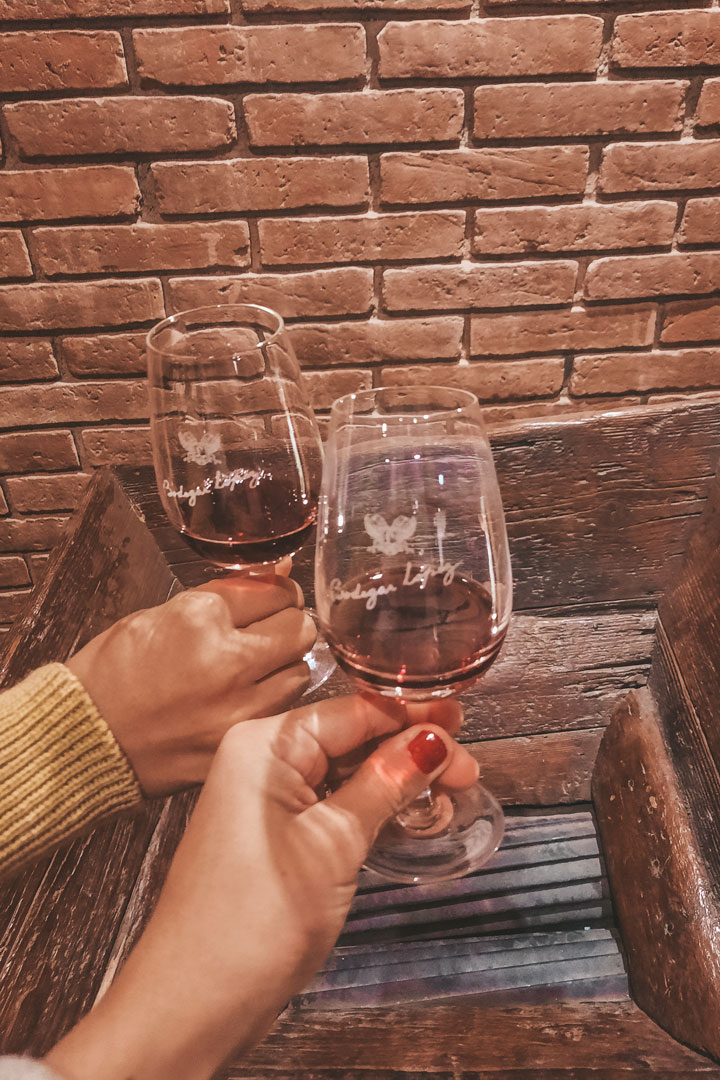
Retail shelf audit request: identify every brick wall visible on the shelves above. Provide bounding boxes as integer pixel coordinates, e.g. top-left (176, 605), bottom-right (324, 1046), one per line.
top-left (1, 0), bottom-right (720, 627)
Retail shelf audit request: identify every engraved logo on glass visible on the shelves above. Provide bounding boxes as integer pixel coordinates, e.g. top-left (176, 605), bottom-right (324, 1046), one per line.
top-left (179, 426), bottom-right (222, 466)
top-left (364, 513), bottom-right (417, 556)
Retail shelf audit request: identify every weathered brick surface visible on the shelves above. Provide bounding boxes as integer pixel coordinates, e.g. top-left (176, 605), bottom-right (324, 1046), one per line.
top-left (168, 269), bottom-right (374, 318)
top-left (5, 474), bottom-right (90, 515)
top-left (61, 332), bottom-right (147, 377)
top-left (32, 222), bottom-right (251, 276)
top-left (0, 231), bottom-right (32, 279)
top-left (0, 279), bottom-right (164, 332)
top-left (0, 381), bottom-right (148, 429)
top-left (378, 17), bottom-right (602, 78)
top-left (0, 339), bottom-right (58, 382)
top-left (259, 213), bottom-right (465, 266)
top-left (585, 253), bottom-right (720, 301)
top-left (381, 147), bottom-right (589, 205)
top-left (290, 317), bottom-right (464, 367)
top-left (661, 299), bottom-right (720, 344)
top-left (384, 261), bottom-right (578, 312)
top-left (0, 590), bottom-right (32, 623)
top-left (0, 31), bottom-right (127, 92)
top-left (134, 25), bottom-right (365, 85)
top-left (472, 202), bottom-right (676, 255)
top-left (470, 305), bottom-right (655, 356)
top-left (600, 141), bottom-right (720, 194)
top-left (679, 198), bottom-right (720, 245)
top-left (0, 557), bottom-right (30, 589)
top-left (696, 80), bottom-right (720, 127)
top-left (244, 90), bottom-right (463, 147)
top-left (612, 11), bottom-right (720, 68)
top-left (571, 349), bottom-right (720, 395)
top-left (151, 158), bottom-right (369, 214)
top-left (0, 431), bottom-right (79, 474)
top-left (6, 98), bottom-right (236, 158)
top-left (2, 1), bottom-right (720, 617)
top-left (0, 167), bottom-right (140, 223)
top-left (1, 0), bottom-right (228, 16)
top-left (380, 359), bottom-right (565, 401)
top-left (473, 82), bottom-right (685, 139)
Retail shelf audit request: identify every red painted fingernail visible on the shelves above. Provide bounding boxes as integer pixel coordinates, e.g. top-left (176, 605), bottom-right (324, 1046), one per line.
top-left (408, 730), bottom-right (448, 774)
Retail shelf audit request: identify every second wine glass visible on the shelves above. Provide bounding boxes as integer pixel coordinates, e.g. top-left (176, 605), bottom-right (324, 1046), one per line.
top-left (146, 302), bottom-right (334, 689)
top-left (315, 386), bottom-right (512, 882)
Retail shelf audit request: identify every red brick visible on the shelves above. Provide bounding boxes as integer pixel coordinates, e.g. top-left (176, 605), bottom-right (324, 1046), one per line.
top-left (5, 97), bottom-right (236, 158)
top-left (0, 589), bottom-right (32, 623)
top-left (0, 31), bottom-right (127, 92)
top-left (470, 305), bottom-right (655, 357)
top-left (661, 299), bottom-right (720, 344)
top-left (571, 349), bottom-right (720, 396)
top-left (304, 369), bottom-right (371, 410)
top-left (61, 332), bottom-right (146, 377)
top-left (378, 16), bottom-right (602, 78)
top-left (78, 426), bottom-right (153, 468)
top-left (600, 141), bottom-right (720, 194)
top-left (0, 339), bottom-right (58, 382)
top-left (678, 198), bottom-right (720, 246)
top-left (696, 80), bottom-right (720, 126)
top-left (0, 279), bottom-right (164, 331)
top-left (32, 222), bottom-right (250, 276)
top-left (168, 268), bottom-right (374, 319)
top-left (243, 0), bottom-right (467, 8)
top-left (473, 201), bottom-right (676, 256)
top-left (27, 553), bottom-right (49, 584)
top-left (0, 166), bottom-right (140, 223)
top-left (1, 0), bottom-right (228, 17)
top-left (244, 90), bottom-right (463, 147)
top-left (383, 261), bottom-right (577, 313)
top-left (0, 556), bottom-right (30, 589)
top-left (0, 231), bottom-right (32, 279)
top-left (585, 253), bottom-right (720, 301)
top-left (0, 431), bottom-right (79, 473)
top-left (0, 381), bottom-right (148, 429)
top-left (258, 212), bottom-right (464, 266)
top-left (290, 317), bottom-right (464, 367)
top-left (612, 11), bottom-right (720, 68)
top-left (0, 516), bottom-right (68, 552)
top-left (5, 473), bottom-right (90, 514)
top-left (380, 359), bottom-right (565, 402)
top-left (152, 157), bottom-right (368, 215)
top-left (134, 25), bottom-right (365, 85)
top-left (473, 81), bottom-right (685, 139)
top-left (381, 147), bottom-right (589, 205)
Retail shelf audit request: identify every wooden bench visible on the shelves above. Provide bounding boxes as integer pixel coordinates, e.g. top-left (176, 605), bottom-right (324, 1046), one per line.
top-left (2, 397), bottom-right (720, 1076)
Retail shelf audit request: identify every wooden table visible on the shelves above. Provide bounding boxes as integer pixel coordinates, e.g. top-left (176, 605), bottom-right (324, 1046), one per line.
top-left (2, 398), bottom-right (720, 1076)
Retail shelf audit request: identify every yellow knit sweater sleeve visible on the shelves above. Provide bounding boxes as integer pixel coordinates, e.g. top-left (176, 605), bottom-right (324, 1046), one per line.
top-left (0, 663), bottom-right (143, 878)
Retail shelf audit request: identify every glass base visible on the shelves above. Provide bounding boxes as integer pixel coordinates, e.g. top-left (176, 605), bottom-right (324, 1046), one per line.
top-left (363, 781), bottom-right (504, 884)
top-left (302, 608), bottom-right (336, 693)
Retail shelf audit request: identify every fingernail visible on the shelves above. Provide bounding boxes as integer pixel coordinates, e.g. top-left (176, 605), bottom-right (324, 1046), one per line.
top-left (408, 730), bottom-right (448, 774)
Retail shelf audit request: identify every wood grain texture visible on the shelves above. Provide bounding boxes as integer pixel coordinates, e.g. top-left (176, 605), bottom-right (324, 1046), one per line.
top-left (471, 728), bottom-right (605, 805)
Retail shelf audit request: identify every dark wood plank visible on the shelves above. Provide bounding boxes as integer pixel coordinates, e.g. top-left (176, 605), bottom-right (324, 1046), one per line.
top-left (472, 728), bottom-right (605, 805)
top-left (0, 469), bottom-right (182, 1055)
top-left (236, 1000), bottom-right (719, 1075)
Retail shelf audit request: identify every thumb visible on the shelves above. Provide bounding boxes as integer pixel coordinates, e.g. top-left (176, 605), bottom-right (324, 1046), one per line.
top-left (322, 724), bottom-right (459, 852)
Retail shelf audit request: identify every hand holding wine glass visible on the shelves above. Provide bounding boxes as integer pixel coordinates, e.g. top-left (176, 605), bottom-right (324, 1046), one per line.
top-left (315, 386), bottom-right (512, 882)
top-left (146, 303), bottom-right (334, 690)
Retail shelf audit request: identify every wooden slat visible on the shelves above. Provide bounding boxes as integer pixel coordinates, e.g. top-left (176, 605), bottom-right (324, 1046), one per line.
top-left (0, 469), bottom-right (181, 1056)
top-left (470, 728), bottom-right (605, 805)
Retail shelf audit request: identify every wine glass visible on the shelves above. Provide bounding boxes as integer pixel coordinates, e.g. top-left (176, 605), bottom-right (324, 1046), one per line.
top-left (315, 386), bottom-right (512, 882)
top-left (146, 302), bottom-right (335, 691)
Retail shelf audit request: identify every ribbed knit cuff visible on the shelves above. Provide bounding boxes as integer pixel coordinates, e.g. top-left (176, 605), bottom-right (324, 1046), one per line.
top-left (0, 663), bottom-right (143, 878)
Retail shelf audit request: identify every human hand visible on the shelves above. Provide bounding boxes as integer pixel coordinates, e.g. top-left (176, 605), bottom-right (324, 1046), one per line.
top-left (45, 694), bottom-right (478, 1080)
top-left (66, 569), bottom-right (316, 796)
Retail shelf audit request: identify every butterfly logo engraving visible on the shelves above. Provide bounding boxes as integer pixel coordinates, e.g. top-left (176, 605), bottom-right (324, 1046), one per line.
top-left (178, 427), bottom-right (222, 467)
top-left (364, 513), bottom-right (417, 556)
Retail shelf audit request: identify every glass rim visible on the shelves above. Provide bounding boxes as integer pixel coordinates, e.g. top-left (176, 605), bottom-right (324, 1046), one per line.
top-left (145, 302), bottom-right (286, 360)
top-left (329, 385), bottom-right (481, 423)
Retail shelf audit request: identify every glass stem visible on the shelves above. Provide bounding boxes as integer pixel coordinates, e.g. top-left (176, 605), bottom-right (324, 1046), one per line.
top-left (395, 788), bottom-right (446, 833)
